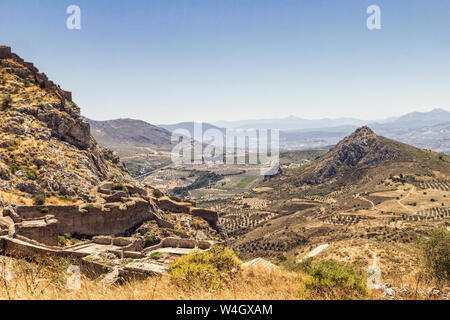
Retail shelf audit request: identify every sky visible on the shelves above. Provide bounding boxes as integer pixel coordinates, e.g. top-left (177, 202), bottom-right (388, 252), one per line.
top-left (0, 0), bottom-right (449, 124)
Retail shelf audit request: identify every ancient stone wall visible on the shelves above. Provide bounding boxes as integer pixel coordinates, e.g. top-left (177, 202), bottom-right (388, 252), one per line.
top-left (16, 200), bottom-right (154, 237)
top-left (15, 216), bottom-right (59, 246)
top-left (0, 46), bottom-right (12, 59)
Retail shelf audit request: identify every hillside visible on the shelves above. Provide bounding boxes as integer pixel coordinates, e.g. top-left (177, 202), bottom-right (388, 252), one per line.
top-left (0, 46), bottom-right (133, 204)
top-left (89, 118), bottom-right (173, 149)
top-left (88, 118), bottom-right (175, 176)
top-left (216, 127), bottom-right (450, 269)
top-left (288, 126), bottom-right (450, 188)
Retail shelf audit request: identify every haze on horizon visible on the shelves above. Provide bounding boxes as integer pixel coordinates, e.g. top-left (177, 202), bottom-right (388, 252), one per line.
top-left (1, 0), bottom-right (449, 124)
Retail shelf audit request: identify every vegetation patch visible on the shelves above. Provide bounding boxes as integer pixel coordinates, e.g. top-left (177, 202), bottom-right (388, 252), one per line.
top-left (298, 259), bottom-right (368, 300)
top-left (419, 227), bottom-right (449, 284)
top-left (169, 246), bottom-right (241, 290)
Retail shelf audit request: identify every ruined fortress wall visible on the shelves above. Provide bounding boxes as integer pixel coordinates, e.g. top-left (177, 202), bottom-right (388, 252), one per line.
top-left (15, 218), bottom-right (59, 246)
top-left (154, 198), bottom-right (219, 226)
top-left (0, 46), bottom-right (12, 59)
top-left (16, 201), bottom-right (154, 237)
top-left (154, 198), bottom-right (191, 214)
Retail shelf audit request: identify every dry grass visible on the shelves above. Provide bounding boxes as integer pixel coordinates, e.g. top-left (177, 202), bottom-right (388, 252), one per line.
top-left (0, 254), bottom-right (447, 300)
top-left (0, 258), bottom-right (304, 300)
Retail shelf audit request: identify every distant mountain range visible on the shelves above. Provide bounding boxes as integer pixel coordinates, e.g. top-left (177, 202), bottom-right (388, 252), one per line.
top-left (210, 108), bottom-right (450, 131)
top-left (159, 122), bottom-right (225, 135)
top-left (85, 109), bottom-right (450, 165)
top-left (158, 109), bottom-right (450, 154)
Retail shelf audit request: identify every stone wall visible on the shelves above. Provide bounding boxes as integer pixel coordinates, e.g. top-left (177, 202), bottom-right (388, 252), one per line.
top-left (0, 46), bottom-right (12, 59)
top-left (16, 199), bottom-right (154, 237)
top-left (15, 216), bottom-right (59, 246)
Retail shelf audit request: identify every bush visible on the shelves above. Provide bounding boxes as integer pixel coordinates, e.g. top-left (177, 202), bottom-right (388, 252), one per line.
top-left (419, 227), bottom-right (450, 284)
top-left (298, 260), bottom-right (367, 299)
top-left (169, 246), bottom-right (241, 290)
top-left (23, 79), bottom-right (30, 87)
top-left (143, 234), bottom-right (160, 249)
top-left (41, 208), bottom-right (49, 214)
top-left (39, 81), bottom-right (46, 89)
top-left (150, 252), bottom-right (164, 260)
top-left (152, 189), bottom-right (163, 199)
top-left (58, 235), bottom-right (67, 246)
top-left (22, 167), bottom-right (37, 180)
top-left (114, 183), bottom-right (126, 191)
top-left (33, 194), bottom-right (46, 205)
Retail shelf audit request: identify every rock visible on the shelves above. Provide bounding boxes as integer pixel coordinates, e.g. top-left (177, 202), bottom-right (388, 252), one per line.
top-left (16, 182), bottom-right (44, 195)
top-left (105, 191), bottom-right (128, 203)
top-left (385, 288), bottom-right (395, 296)
top-left (427, 287), bottom-right (441, 296)
top-left (0, 168), bottom-right (11, 180)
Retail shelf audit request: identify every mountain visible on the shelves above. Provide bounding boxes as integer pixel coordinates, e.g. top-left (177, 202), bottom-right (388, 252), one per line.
top-left (0, 46), bottom-right (133, 202)
top-left (88, 118), bottom-right (173, 150)
top-left (87, 118), bottom-right (176, 176)
top-left (212, 109), bottom-right (450, 131)
top-left (223, 126), bottom-right (450, 261)
top-left (213, 116), bottom-right (368, 131)
top-left (160, 122), bottom-right (225, 135)
top-left (289, 126), bottom-right (450, 187)
top-left (376, 108), bottom-right (450, 129)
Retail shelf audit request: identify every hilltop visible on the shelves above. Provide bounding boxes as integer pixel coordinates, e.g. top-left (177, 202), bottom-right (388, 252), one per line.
top-left (285, 126), bottom-right (450, 190)
top-left (88, 118), bottom-right (175, 176)
top-left (0, 46), bottom-right (133, 204)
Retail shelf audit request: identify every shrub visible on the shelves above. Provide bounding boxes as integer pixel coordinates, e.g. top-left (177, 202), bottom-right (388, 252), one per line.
top-left (23, 79), bottom-right (30, 87)
top-left (169, 246), bottom-right (241, 290)
top-left (298, 260), bottom-right (367, 299)
top-left (150, 252), bottom-right (164, 260)
top-left (33, 194), bottom-right (46, 205)
top-left (41, 208), bottom-right (49, 214)
top-left (114, 183), bottom-right (126, 191)
top-left (21, 167), bottom-right (37, 180)
top-left (419, 227), bottom-right (450, 284)
top-left (152, 189), bottom-right (163, 199)
top-left (58, 235), bottom-right (67, 246)
top-left (39, 81), bottom-right (46, 89)
top-left (143, 234), bottom-right (160, 249)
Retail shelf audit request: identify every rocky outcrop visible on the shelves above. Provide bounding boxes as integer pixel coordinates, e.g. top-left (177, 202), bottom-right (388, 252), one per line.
top-left (297, 126), bottom-right (399, 185)
top-left (0, 46), bottom-right (133, 203)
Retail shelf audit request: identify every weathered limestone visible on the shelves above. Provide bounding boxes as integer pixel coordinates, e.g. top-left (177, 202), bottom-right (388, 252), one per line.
top-left (15, 216), bottom-right (59, 246)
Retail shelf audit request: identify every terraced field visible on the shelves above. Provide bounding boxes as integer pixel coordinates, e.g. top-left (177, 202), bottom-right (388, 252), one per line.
top-left (412, 180), bottom-right (450, 191)
top-left (321, 214), bottom-right (374, 226)
top-left (220, 210), bottom-right (276, 237)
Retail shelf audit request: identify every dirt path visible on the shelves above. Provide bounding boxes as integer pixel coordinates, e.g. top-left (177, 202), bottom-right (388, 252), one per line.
top-left (355, 194), bottom-right (377, 211)
top-left (397, 186), bottom-right (415, 213)
top-left (299, 244), bottom-right (329, 262)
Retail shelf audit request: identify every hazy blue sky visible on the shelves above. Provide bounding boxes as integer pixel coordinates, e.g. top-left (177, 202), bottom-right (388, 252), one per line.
top-left (1, 0), bottom-right (449, 124)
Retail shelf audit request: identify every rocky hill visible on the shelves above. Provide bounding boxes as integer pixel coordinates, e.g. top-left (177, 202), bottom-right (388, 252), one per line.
top-left (88, 118), bottom-right (173, 150)
top-left (87, 118), bottom-right (176, 176)
top-left (289, 126), bottom-right (450, 187)
top-left (0, 46), bottom-right (136, 204)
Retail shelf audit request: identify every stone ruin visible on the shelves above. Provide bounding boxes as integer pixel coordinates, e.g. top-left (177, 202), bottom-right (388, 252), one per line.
top-left (0, 181), bottom-right (224, 283)
top-left (0, 46), bottom-right (72, 101)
